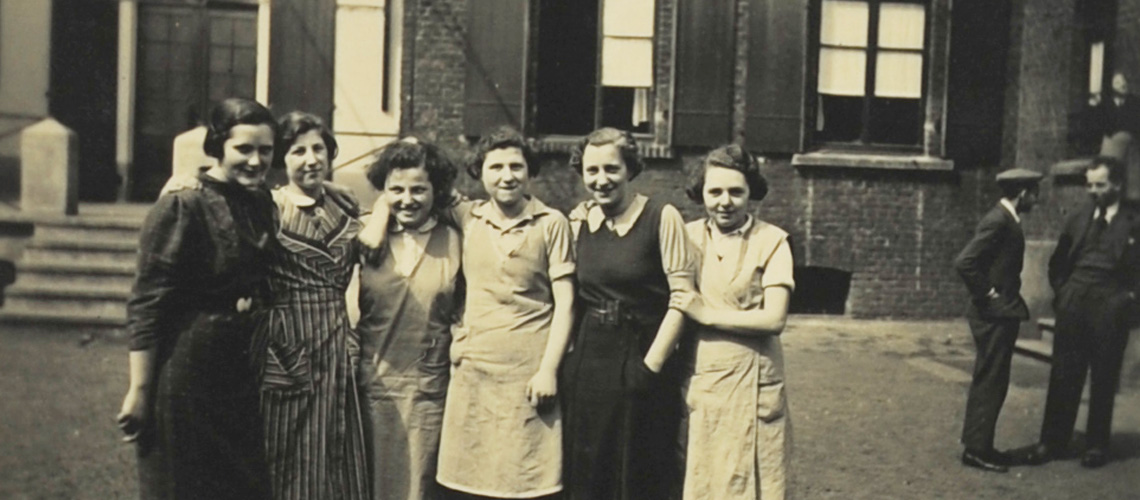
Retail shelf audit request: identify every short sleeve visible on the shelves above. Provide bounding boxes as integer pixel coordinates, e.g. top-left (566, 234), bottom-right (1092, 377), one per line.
top-left (567, 201), bottom-right (589, 241)
top-left (658, 204), bottom-right (696, 293)
top-left (127, 193), bottom-right (197, 351)
top-left (760, 236), bottom-right (795, 291)
top-left (544, 212), bottom-right (577, 281)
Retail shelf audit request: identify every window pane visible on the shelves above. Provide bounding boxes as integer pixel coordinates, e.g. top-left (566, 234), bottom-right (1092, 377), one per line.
top-left (602, 37), bottom-right (654, 87)
top-left (821, 0), bottom-right (868, 47)
top-left (874, 51), bottom-right (922, 98)
top-left (818, 94), bottom-right (863, 141)
top-left (603, 0), bottom-right (654, 37)
top-left (878, 3), bottom-right (924, 49)
top-left (819, 47), bottom-right (866, 96)
top-left (600, 86), bottom-right (652, 133)
top-left (868, 97), bottom-right (921, 144)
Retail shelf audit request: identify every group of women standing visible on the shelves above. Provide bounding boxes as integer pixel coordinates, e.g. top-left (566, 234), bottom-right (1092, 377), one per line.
top-left (116, 96), bottom-right (796, 500)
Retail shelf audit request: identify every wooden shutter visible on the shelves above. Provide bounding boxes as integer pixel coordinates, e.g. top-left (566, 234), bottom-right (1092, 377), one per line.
top-left (270, 0), bottom-right (336, 122)
top-left (944, 0), bottom-right (1011, 165)
top-left (463, 0), bottom-right (529, 136)
top-left (745, 0), bottom-right (807, 153)
top-left (673, 0), bottom-right (735, 146)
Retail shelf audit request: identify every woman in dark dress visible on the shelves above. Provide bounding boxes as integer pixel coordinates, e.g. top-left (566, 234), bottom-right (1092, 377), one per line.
top-left (117, 98), bottom-right (277, 500)
top-left (561, 127), bottom-right (696, 500)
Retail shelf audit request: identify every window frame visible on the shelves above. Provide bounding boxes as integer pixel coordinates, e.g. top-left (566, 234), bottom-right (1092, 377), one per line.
top-left (811, 0), bottom-right (930, 150)
top-left (527, 0), bottom-right (673, 151)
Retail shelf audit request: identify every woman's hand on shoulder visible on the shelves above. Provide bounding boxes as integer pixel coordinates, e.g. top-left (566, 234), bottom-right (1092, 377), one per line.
top-left (159, 174), bottom-right (202, 196)
top-left (323, 181), bottom-right (361, 216)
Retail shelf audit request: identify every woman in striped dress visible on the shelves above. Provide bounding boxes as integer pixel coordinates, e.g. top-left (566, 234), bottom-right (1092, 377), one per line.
top-left (253, 112), bottom-right (369, 500)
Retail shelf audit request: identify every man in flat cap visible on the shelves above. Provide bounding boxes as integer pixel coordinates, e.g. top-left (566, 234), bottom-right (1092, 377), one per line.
top-left (954, 167), bottom-right (1043, 472)
top-left (1021, 156), bottom-right (1140, 468)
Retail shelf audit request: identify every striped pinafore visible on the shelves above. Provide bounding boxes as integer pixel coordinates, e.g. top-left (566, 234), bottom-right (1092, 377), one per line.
top-left (253, 188), bottom-right (369, 500)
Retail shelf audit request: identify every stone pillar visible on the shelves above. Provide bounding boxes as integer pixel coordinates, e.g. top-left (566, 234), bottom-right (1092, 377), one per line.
top-left (20, 118), bottom-right (79, 215)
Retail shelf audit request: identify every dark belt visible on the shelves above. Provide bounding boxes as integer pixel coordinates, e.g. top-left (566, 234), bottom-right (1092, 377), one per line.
top-left (581, 298), bottom-right (664, 328)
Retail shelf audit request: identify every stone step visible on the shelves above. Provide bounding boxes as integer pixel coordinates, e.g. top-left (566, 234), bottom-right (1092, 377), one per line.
top-left (32, 219), bottom-right (143, 242)
top-left (14, 259), bottom-right (135, 291)
top-left (1, 294), bottom-right (126, 324)
top-left (22, 238), bottom-right (138, 266)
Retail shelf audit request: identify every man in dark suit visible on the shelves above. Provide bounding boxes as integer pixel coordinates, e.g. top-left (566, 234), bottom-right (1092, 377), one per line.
top-left (954, 168), bottom-right (1043, 473)
top-left (1022, 156), bottom-right (1140, 469)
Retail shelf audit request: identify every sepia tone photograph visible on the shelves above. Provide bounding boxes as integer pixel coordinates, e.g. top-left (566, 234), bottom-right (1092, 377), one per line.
top-left (0, 0), bottom-right (1139, 498)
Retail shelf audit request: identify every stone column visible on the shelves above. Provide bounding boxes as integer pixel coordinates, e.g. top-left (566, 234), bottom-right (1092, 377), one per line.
top-left (21, 118), bottom-right (79, 215)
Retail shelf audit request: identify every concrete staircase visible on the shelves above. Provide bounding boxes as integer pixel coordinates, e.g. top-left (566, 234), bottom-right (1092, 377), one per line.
top-left (0, 205), bottom-right (147, 334)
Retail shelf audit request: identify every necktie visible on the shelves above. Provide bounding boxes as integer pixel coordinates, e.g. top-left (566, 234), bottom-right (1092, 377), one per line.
top-left (1087, 209), bottom-right (1108, 246)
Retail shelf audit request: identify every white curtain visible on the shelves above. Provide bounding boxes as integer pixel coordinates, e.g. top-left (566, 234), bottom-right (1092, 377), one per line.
top-left (874, 3), bottom-right (924, 98)
top-left (601, 0), bottom-right (655, 88)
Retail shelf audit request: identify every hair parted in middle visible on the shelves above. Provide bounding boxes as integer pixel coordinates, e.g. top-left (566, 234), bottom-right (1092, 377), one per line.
top-left (466, 125), bottom-right (541, 180)
top-left (367, 137), bottom-right (458, 216)
top-left (568, 127), bottom-right (644, 180)
top-left (272, 111), bottom-right (339, 170)
top-left (684, 144), bottom-right (769, 204)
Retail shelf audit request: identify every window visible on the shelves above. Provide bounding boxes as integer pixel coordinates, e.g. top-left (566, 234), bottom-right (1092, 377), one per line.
top-left (534, 0), bottom-right (655, 136)
top-left (463, 0), bottom-right (664, 141)
top-left (814, 0), bottom-right (926, 147)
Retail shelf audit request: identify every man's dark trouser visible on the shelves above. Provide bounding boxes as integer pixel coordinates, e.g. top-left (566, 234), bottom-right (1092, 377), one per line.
top-left (1040, 282), bottom-right (1132, 451)
top-left (962, 305), bottom-right (1020, 452)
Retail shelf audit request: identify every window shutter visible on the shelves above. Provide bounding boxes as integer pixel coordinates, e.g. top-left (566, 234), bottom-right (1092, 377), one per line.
top-left (270, 0), bottom-right (336, 122)
top-left (944, 0), bottom-right (1011, 165)
top-left (673, 0), bottom-right (735, 146)
top-left (463, 0), bottom-right (529, 136)
top-left (745, 0), bottom-right (807, 153)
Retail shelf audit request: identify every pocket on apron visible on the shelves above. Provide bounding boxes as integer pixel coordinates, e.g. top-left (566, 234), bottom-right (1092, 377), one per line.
top-left (756, 380), bottom-right (787, 423)
top-left (262, 342), bottom-right (314, 395)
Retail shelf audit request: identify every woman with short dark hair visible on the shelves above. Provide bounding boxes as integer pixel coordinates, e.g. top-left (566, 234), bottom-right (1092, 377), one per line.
top-left (253, 111), bottom-right (370, 500)
top-left (117, 97), bottom-right (278, 499)
top-left (355, 138), bottom-right (462, 500)
top-left (561, 127), bottom-right (696, 500)
top-left (675, 144), bottom-right (794, 500)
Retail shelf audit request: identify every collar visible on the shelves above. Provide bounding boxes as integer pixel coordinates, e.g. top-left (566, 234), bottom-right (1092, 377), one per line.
top-left (391, 216), bottom-right (438, 235)
top-left (1095, 202), bottom-right (1120, 223)
top-left (277, 186), bottom-right (326, 208)
top-left (706, 214), bottom-right (754, 238)
top-left (470, 197), bottom-right (552, 230)
top-left (999, 198), bottom-right (1021, 224)
top-left (585, 194), bottom-right (648, 236)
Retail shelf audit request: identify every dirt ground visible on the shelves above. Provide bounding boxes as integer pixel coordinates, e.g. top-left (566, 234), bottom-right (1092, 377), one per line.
top-left (1, 319), bottom-right (1138, 499)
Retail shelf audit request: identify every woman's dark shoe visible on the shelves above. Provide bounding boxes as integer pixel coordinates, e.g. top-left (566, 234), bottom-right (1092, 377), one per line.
top-left (1080, 449), bottom-right (1109, 469)
top-left (961, 449), bottom-right (1010, 473)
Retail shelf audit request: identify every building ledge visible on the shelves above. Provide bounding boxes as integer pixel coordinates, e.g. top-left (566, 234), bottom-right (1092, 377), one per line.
top-left (536, 135), bottom-right (674, 159)
top-left (792, 151), bottom-right (954, 171)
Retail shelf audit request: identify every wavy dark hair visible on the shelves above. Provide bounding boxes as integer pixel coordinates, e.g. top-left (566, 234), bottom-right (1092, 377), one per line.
top-left (272, 111), bottom-right (339, 170)
top-left (202, 98), bottom-right (277, 160)
top-left (367, 138), bottom-right (458, 216)
top-left (465, 125), bottom-right (541, 180)
top-left (684, 144), bottom-right (769, 204)
top-left (568, 127), bottom-right (644, 180)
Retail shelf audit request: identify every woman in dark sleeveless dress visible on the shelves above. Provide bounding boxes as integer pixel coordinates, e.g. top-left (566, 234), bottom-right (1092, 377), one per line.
top-left (561, 127), bottom-right (696, 500)
top-left (117, 98), bottom-right (277, 499)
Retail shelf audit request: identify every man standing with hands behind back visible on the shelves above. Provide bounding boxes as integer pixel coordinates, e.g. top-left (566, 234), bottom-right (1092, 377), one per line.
top-left (954, 168), bottom-right (1043, 473)
top-left (1021, 156), bottom-right (1140, 469)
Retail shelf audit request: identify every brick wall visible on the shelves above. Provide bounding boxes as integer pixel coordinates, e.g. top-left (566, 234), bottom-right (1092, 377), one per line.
top-left (397, 0), bottom-right (1090, 318)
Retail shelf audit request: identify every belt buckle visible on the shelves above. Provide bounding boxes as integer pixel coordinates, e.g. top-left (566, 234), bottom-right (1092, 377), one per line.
top-left (601, 300), bottom-right (621, 327)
